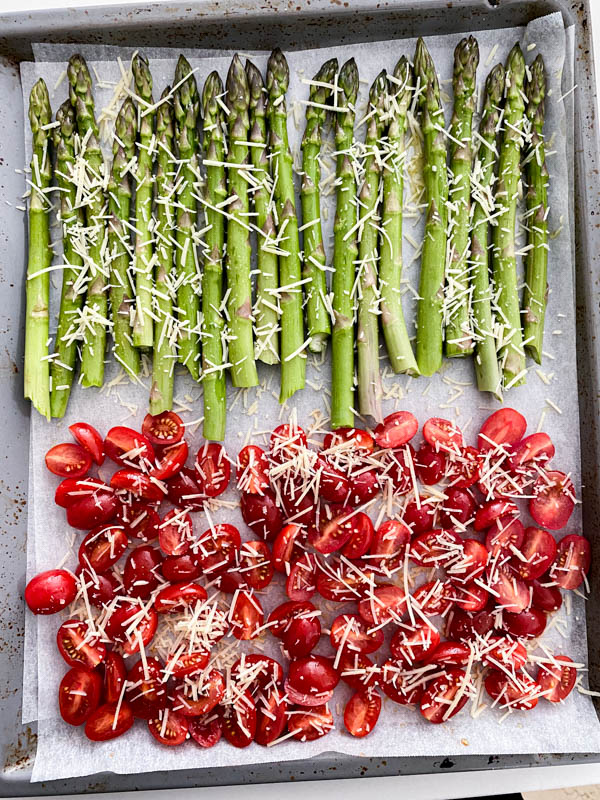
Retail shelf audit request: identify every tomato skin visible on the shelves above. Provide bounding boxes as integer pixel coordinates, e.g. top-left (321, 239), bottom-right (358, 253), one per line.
top-left (66, 492), bottom-right (121, 530)
top-left (503, 608), bottom-right (547, 639)
top-left (537, 655), bottom-right (576, 702)
top-left (390, 623), bottom-right (440, 665)
top-left (287, 655), bottom-right (340, 695)
top-left (383, 444), bottom-right (416, 493)
top-left (123, 545), bottom-right (163, 599)
top-left (551, 534), bottom-right (590, 590)
top-left (55, 477), bottom-right (109, 508)
top-left (142, 411), bottom-right (184, 446)
top-left (488, 565), bottom-right (529, 613)
top-left (150, 441), bottom-right (188, 481)
top-left (369, 519), bottom-right (411, 574)
top-left (289, 704), bottom-right (334, 741)
top-left (403, 497), bottom-right (436, 534)
top-left (255, 689), bottom-right (288, 746)
top-left (330, 613), bottom-right (384, 656)
top-left (105, 426), bottom-right (155, 467)
top-left (77, 567), bottom-right (119, 608)
top-left (118, 502), bottom-right (160, 542)
top-left (478, 408), bottom-right (527, 451)
top-left (316, 560), bottom-right (373, 603)
top-left (192, 523), bottom-right (241, 576)
top-left (85, 701), bottom-right (134, 741)
top-left (281, 488), bottom-right (317, 527)
top-left (173, 669), bottom-right (225, 717)
top-left (374, 412), bottom-right (419, 449)
top-left (69, 422), bottom-right (105, 465)
top-left (286, 554), bottom-right (317, 601)
top-left (158, 508), bottom-right (193, 557)
top-left (453, 582), bottom-right (489, 613)
top-left (105, 602), bottom-right (158, 654)
top-left (57, 620), bottom-right (106, 669)
top-left (126, 658), bottom-right (168, 719)
top-left (230, 591), bottom-right (263, 640)
top-left (381, 660), bottom-right (423, 705)
top-left (440, 488), bottom-right (476, 528)
top-left (155, 582), bottom-right (207, 613)
top-left (110, 469), bottom-right (166, 502)
top-left (161, 554), bottom-right (202, 583)
top-left (484, 670), bottom-right (541, 710)
top-left (510, 432), bottom-right (555, 469)
top-left (268, 600), bottom-right (318, 638)
top-left (220, 691), bottom-right (257, 748)
top-left (412, 580), bottom-right (454, 617)
top-left (483, 637), bottom-right (527, 671)
top-left (166, 467), bottom-right (205, 510)
top-left (423, 417), bottom-right (463, 450)
top-left (148, 710), bottom-right (189, 746)
top-left (415, 445), bottom-right (446, 485)
top-left (189, 715), bottom-right (222, 748)
top-left (340, 512), bottom-right (375, 559)
top-left (323, 427), bottom-right (374, 454)
top-left (338, 652), bottom-right (380, 693)
top-left (231, 655), bottom-right (285, 693)
top-left (269, 423), bottom-right (307, 462)
top-left (447, 538), bottom-right (488, 584)
top-left (46, 442), bottom-right (92, 478)
top-left (410, 529), bottom-right (463, 569)
top-left (420, 669), bottom-right (469, 723)
top-left (103, 651), bottom-right (127, 704)
top-left (316, 457), bottom-right (351, 503)
top-left (25, 569), bottom-right (77, 615)
top-left (531, 576), bottom-right (563, 612)
top-left (447, 606), bottom-right (495, 642)
top-left (194, 442), bottom-right (230, 498)
top-left (272, 524), bottom-right (305, 573)
top-left (510, 527), bottom-right (557, 581)
top-left (79, 525), bottom-right (128, 573)
top-left (424, 641), bottom-right (471, 666)
top-left (283, 615), bottom-right (321, 659)
top-left (348, 469), bottom-right (381, 506)
top-left (240, 489), bottom-right (283, 542)
top-left (236, 445), bottom-right (270, 494)
top-left (309, 507), bottom-right (354, 554)
top-left (358, 584), bottom-right (407, 626)
top-left (59, 667), bottom-right (103, 726)
top-left (485, 516), bottom-right (525, 557)
top-left (474, 499), bottom-right (519, 531)
top-left (344, 690), bottom-right (382, 738)
top-left (529, 470), bottom-right (576, 531)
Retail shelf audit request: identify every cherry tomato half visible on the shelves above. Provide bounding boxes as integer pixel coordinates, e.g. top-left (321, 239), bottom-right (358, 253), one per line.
top-left (420, 669), bottom-right (469, 723)
top-left (230, 591), bottom-right (263, 640)
top-left (529, 471), bottom-right (576, 531)
top-left (104, 426), bottom-right (155, 467)
top-left (236, 445), bottom-right (270, 494)
top-left (103, 651), bottom-right (126, 703)
top-left (123, 545), bottom-right (163, 599)
top-left (158, 507), bottom-right (193, 557)
top-left (423, 417), bottom-right (463, 450)
top-left (510, 527), bottom-right (557, 581)
top-left (537, 655), bottom-right (576, 702)
top-left (189, 715), bottom-right (222, 748)
top-left (59, 667), bottom-right (102, 726)
top-left (240, 489), bottom-right (283, 542)
top-left (66, 490), bottom-right (121, 531)
top-left (373, 411), bottom-right (418, 449)
top-left (330, 613), bottom-right (384, 655)
top-left (344, 690), bottom-right (381, 738)
top-left (104, 601), bottom-right (158, 654)
top-left (173, 669), bottom-right (225, 717)
top-left (194, 442), bottom-right (230, 498)
top-left (45, 443), bottom-right (91, 478)
top-left (69, 422), bottom-right (105, 465)
top-left (148, 710), bottom-right (189, 746)
top-left (110, 469), bottom-right (166, 502)
top-left (79, 525), bottom-right (128, 573)
top-left (150, 441), bottom-right (188, 481)
top-left (288, 704), bottom-right (334, 742)
top-left (142, 411), bottom-right (184, 446)
top-left (220, 691), bottom-right (257, 748)
top-left (57, 619), bottom-right (106, 669)
top-left (154, 581), bottom-right (207, 613)
top-left (484, 670), bottom-right (540, 710)
top-left (478, 408), bottom-right (527, 452)
top-left (551, 534), bottom-right (590, 590)
top-left (85, 701), bottom-right (134, 741)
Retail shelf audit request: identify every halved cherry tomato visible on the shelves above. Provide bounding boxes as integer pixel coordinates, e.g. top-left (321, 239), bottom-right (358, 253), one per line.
top-left (488, 565), bottom-right (529, 613)
top-left (158, 507), bottom-right (193, 557)
top-left (374, 411), bottom-right (418, 449)
top-left (286, 553), bottom-right (317, 601)
top-left (447, 606), bottom-right (495, 641)
top-left (255, 689), bottom-right (288, 746)
top-left (76, 567), bottom-right (119, 607)
top-left (123, 545), bottom-right (163, 599)
top-left (150, 440), bottom-right (188, 480)
top-left (79, 525), bottom-right (128, 573)
top-left (331, 613), bottom-right (384, 655)
top-left (236, 445), bottom-right (270, 494)
top-left (173, 669), bottom-right (225, 716)
top-left (510, 527), bottom-right (557, 581)
top-left (348, 468), bottom-right (380, 506)
top-left (238, 540), bottom-right (274, 590)
top-left (309, 506), bottom-right (354, 554)
top-left (287, 655), bottom-right (339, 698)
top-left (283, 614), bottom-right (321, 659)
top-left (57, 619), bottom-right (106, 669)
top-left (25, 568), bottom-right (77, 616)
top-left (189, 715), bottom-right (222, 748)
top-left (230, 591), bottom-right (263, 640)
top-left (118, 502), bottom-right (159, 542)
top-left (161, 554), bottom-right (202, 582)
top-left (220, 691), bottom-right (257, 747)
top-left (85, 701), bottom-right (134, 741)
top-left (315, 558), bottom-right (374, 602)
top-left (551, 534), bottom-right (590, 589)
top-left (440, 487), bottom-right (476, 528)
top-left (269, 424), bottom-right (307, 462)
top-left (390, 622), bottom-right (440, 665)
top-left (368, 519), bottom-right (411, 574)
top-left (403, 497), bottom-right (437, 534)
top-left (104, 651), bottom-right (126, 704)
top-left (59, 667), bottom-right (102, 726)
top-left (446, 446), bottom-right (481, 489)
top-left (55, 476), bottom-right (109, 508)
top-left (529, 471), bottom-right (576, 531)
top-left (126, 658), bottom-right (168, 719)
top-left (66, 491), bottom-right (121, 530)
top-left (420, 668), bottom-right (469, 723)
top-left (382, 444), bottom-right (416, 493)
top-left (410, 529), bottom-right (463, 569)
top-left (531, 576), bottom-right (563, 612)
top-left (142, 411), bottom-right (184, 446)
top-left (415, 445), bottom-right (446, 485)
top-left (155, 581), bottom-right (207, 613)
top-left (281, 487), bottom-right (317, 527)
top-left (272, 524), bottom-right (305, 573)
top-left (478, 408), bottom-right (527, 451)
top-left (412, 580), bottom-right (454, 617)
top-left (166, 467), bottom-right (205, 510)
top-left (240, 489), bottom-right (283, 541)
top-left (423, 641), bottom-right (471, 666)
top-left (537, 655), bottom-right (576, 702)
top-left (338, 652), bottom-right (380, 692)
top-left (503, 608), bottom-right (547, 639)
top-left (474, 499), bottom-right (519, 531)
top-left (423, 417), bottom-right (463, 450)
top-left (358, 584), bottom-right (406, 626)
top-left (485, 516), bottom-right (525, 556)
top-left (110, 469), bottom-right (166, 502)
top-left (104, 426), bottom-right (155, 467)
top-left (192, 523), bottom-right (241, 575)
top-left (323, 427), bottom-right (374, 453)
top-left (69, 422), bottom-right (105, 465)
top-left (484, 670), bottom-right (541, 710)
top-left (167, 650), bottom-right (210, 679)
top-left (510, 432), bottom-right (555, 470)
top-left (316, 457), bottom-right (351, 503)
top-left (231, 654), bottom-right (285, 692)
top-left (104, 601), bottom-right (158, 654)
top-left (45, 442), bottom-right (91, 479)
top-left (381, 660), bottom-right (424, 705)
top-left (268, 600), bottom-right (318, 638)
top-left (340, 512), bottom-right (375, 559)
top-left (148, 709), bottom-right (189, 746)
top-left (448, 539), bottom-right (488, 584)
top-left (483, 636), bottom-right (527, 670)
top-left (344, 690), bottom-right (381, 738)
top-left (452, 582), bottom-right (489, 613)
top-left (195, 442), bottom-right (230, 498)
top-left (289, 704), bottom-right (334, 741)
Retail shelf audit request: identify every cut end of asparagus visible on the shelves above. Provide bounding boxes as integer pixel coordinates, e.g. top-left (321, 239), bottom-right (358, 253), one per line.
top-left (266, 47), bottom-right (289, 97)
top-left (526, 54), bottom-right (546, 131)
top-left (338, 58), bottom-right (359, 105)
top-left (226, 54), bottom-right (250, 114)
top-left (453, 35), bottom-right (479, 99)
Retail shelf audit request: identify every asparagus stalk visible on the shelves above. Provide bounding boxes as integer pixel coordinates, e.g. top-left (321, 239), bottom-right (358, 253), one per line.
top-left (267, 48), bottom-right (305, 402)
top-left (131, 54), bottom-right (155, 349)
top-left (201, 71), bottom-right (227, 440)
top-left (331, 58), bottom-right (359, 429)
top-left (493, 43), bottom-right (527, 388)
top-left (300, 57), bottom-right (337, 354)
top-left (357, 70), bottom-right (386, 421)
top-left (226, 55), bottom-right (259, 389)
top-left (445, 36), bottom-right (479, 358)
top-left (379, 57), bottom-right (419, 376)
top-left (173, 55), bottom-right (201, 380)
top-left (67, 54), bottom-right (109, 388)
top-left (107, 98), bottom-right (140, 379)
top-left (50, 100), bottom-right (86, 418)
top-left (246, 60), bottom-right (280, 366)
top-left (522, 54), bottom-right (548, 365)
top-left (414, 38), bottom-right (449, 377)
top-left (150, 87), bottom-right (177, 414)
top-left (471, 63), bottom-right (504, 397)
top-left (24, 78), bottom-right (52, 420)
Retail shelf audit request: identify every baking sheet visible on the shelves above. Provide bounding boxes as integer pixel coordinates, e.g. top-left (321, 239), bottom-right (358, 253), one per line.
top-left (19, 11), bottom-right (600, 783)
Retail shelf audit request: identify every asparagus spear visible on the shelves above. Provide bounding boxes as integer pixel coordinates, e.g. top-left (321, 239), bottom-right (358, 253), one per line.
top-left (24, 78), bottom-right (52, 420)
top-left (300, 57), bottom-right (337, 354)
top-left (173, 55), bottom-right (201, 380)
top-left (445, 36), bottom-right (479, 358)
top-left (150, 87), bottom-right (177, 414)
top-left (492, 43), bottom-right (527, 387)
top-left (331, 58), bottom-right (359, 429)
top-left (379, 57), bottom-right (419, 376)
top-left (107, 98), bottom-right (140, 379)
top-left (201, 71), bottom-right (227, 440)
top-left (267, 48), bottom-right (305, 402)
top-left (50, 100), bottom-right (86, 418)
top-left (246, 60), bottom-right (280, 366)
top-left (414, 38), bottom-right (449, 377)
top-left (357, 70), bottom-right (386, 421)
top-left (522, 54), bottom-right (548, 365)
top-left (68, 54), bottom-right (109, 388)
top-left (131, 54), bottom-right (155, 349)
top-left (471, 63), bottom-right (504, 398)
top-left (226, 55), bottom-right (259, 389)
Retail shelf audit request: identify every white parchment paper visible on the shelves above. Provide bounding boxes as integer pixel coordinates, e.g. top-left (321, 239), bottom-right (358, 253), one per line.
top-left (21, 12), bottom-right (600, 783)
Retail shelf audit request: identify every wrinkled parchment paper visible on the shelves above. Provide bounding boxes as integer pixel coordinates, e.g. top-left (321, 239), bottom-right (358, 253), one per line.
top-left (20, 12), bottom-right (600, 783)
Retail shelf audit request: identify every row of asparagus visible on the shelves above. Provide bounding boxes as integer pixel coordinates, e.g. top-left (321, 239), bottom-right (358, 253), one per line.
top-left (24, 39), bottom-right (548, 437)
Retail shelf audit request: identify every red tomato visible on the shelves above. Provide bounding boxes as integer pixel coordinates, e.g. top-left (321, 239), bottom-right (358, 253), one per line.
top-left (192, 523), bottom-right (241, 575)
top-left (447, 539), bottom-right (488, 584)
top-left (551, 534), bottom-right (590, 589)
top-left (452, 582), bottom-right (489, 613)
top-left (338, 652), bottom-right (380, 692)
top-left (478, 408), bottom-right (527, 451)
top-left (76, 565), bottom-right (119, 608)
top-left (414, 445), bottom-right (446, 485)
top-left (510, 527), bottom-right (557, 581)
top-left (269, 423), bottom-right (307, 462)
top-left (255, 689), bottom-right (288, 746)
top-left (150, 440), bottom-right (188, 480)
top-left (439, 488), bottom-right (476, 528)
top-left (403, 497), bottom-right (437, 534)
top-left (446, 446), bottom-right (481, 489)
top-left (69, 422), bottom-right (105, 465)
top-left (280, 488), bottom-right (317, 527)
top-left (485, 516), bottom-right (525, 556)
top-left (503, 608), bottom-right (547, 639)
top-left (357, 584), bottom-right (406, 626)
top-left (314, 457), bottom-right (350, 504)
top-left (161, 554), bottom-right (202, 583)
top-left (484, 670), bottom-right (541, 710)
top-left (103, 651), bottom-right (126, 704)
top-left (474, 499), bottom-right (519, 531)
top-left (537, 655), bottom-right (576, 702)
top-left (158, 507), bottom-right (193, 557)
top-left (166, 467), bottom-right (205, 510)
top-left (323, 427), bottom-right (374, 453)
top-left (118, 502), bottom-right (160, 542)
top-left (488, 565), bottom-right (529, 613)
top-left (410, 529), bottom-right (463, 569)
top-left (55, 476), bottom-right (109, 508)
top-left (510, 432), bottom-right (555, 469)
top-left (104, 426), bottom-right (155, 467)
top-left (289, 704), bottom-right (334, 741)
top-left (344, 690), bottom-right (381, 738)
top-left (148, 710), bottom-right (189, 746)
top-left (173, 669), bottom-right (225, 716)
top-left (104, 601), bottom-right (158, 654)
top-left (110, 468), bottom-right (166, 501)
top-left (45, 442), bottom-right (92, 478)
top-left (155, 582), bottom-right (207, 613)
top-left (236, 445), bottom-right (270, 494)
top-left (286, 553), bottom-right (317, 601)
top-left (423, 417), bottom-right (463, 450)
top-left (167, 651), bottom-right (210, 679)
top-left (368, 519), bottom-right (411, 574)
top-left (531, 576), bottom-right (563, 612)
top-left (529, 470), bottom-right (576, 531)
top-left (220, 691), bottom-right (257, 747)
top-left (79, 525), bottom-right (128, 573)
top-left (390, 622), bottom-right (440, 665)
top-left (283, 614), bottom-right (321, 659)
top-left (340, 512), bottom-right (375, 559)
top-left (309, 506), bottom-right (354, 553)
top-left (447, 606), bottom-right (495, 641)
top-left (142, 411), bottom-right (184, 446)
top-left (483, 637), bottom-right (527, 671)
top-left (25, 569), bottom-right (77, 615)
top-left (347, 468), bottom-right (380, 506)
top-left (287, 655), bottom-right (339, 697)
top-left (240, 489), bottom-right (283, 541)
top-left (66, 491), bottom-right (121, 530)
top-left (230, 590), bottom-right (263, 640)
top-left (381, 660), bottom-right (423, 705)
top-left (412, 580), bottom-right (454, 617)
top-left (382, 444), bottom-right (416, 493)
top-left (126, 658), bottom-right (168, 718)
top-left (316, 558), bottom-right (374, 602)
top-left (423, 641), bottom-right (471, 666)
top-left (59, 667), bottom-right (102, 726)
top-left (420, 668), bottom-right (469, 723)
top-left (239, 540), bottom-right (274, 590)
top-left (272, 523), bottom-right (305, 573)
top-left (330, 613), bottom-right (384, 655)
top-left (123, 545), bottom-right (163, 599)
top-left (57, 619), bottom-right (106, 669)
top-left (85, 701), bottom-right (134, 741)
top-left (231, 655), bottom-right (285, 692)
top-left (374, 411), bottom-right (418, 449)
top-left (189, 715), bottom-right (222, 748)
top-left (195, 442), bottom-right (230, 497)
top-left (268, 600), bottom-right (318, 638)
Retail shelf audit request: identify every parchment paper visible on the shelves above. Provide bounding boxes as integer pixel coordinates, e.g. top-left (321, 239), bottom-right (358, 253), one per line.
top-left (20, 12), bottom-right (600, 783)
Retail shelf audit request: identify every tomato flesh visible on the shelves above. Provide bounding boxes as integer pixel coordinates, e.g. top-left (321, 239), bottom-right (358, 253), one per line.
top-left (478, 408), bottom-right (527, 451)
top-left (510, 527), bottom-right (557, 581)
top-left (126, 658), bottom-right (168, 719)
top-left (537, 655), bottom-right (576, 702)
top-left (150, 440), bottom-right (188, 480)
top-left (240, 489), bottom-right (283, 542)
top-left (104, 651), bottom-right (127, 704)
top-left (104, 426), bottom-right (155, 467)
top-left (195, 442), bottom-right (230, 497)
top-left (189, 715), bottom-right (222, 748)
top-left (173, 669), bottom-right (225, 716)
top-left (46, 442), bottom-right (92, 478)
top-left (485, 670), bottom-right (541, 710)
top-left (59, 667), bottom-right (102, 726)
top-left (85, 701), bottom-right (134, 741)
top-left (236, 445), bottom-right (270, 494)
top-left (423, 417), bottom-right (463, 450)
top-left (344, 690), bottom-right (381, 738)
top-left (220, 691), bottom-right (257, 747)
top-left (529, 470), bottom-right (575, 531)
top-left (57, 619), bottom-right (106, 669)
top-left (289, 704), bottom-right (334, 741)
top-left (158, 507), bottom-right (193, 557)
top-left (330, 613), bottom-right (384, 655)
top-left (551, 534), bottom-right (590, 590)
top-left (154, 581), bottom-right (207, 613)
top-left (148, 710), bottom-right (189, 746)
top-left (420, 669), bottom-right (469, 723)
top-left (142, 411), bottom-right (184, 446)
top-left (79, 525), bottom-right (128, 572)
top-left (373, 411), bottom-right (418, 449)
top-left (123, 545), bottom-right (163, 599)
top-left (110, 468), bottom-right (166, 501)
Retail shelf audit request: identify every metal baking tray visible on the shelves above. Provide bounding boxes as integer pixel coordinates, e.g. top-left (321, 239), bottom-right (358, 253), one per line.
top-left (1, 0), bottom-right (599, 794)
